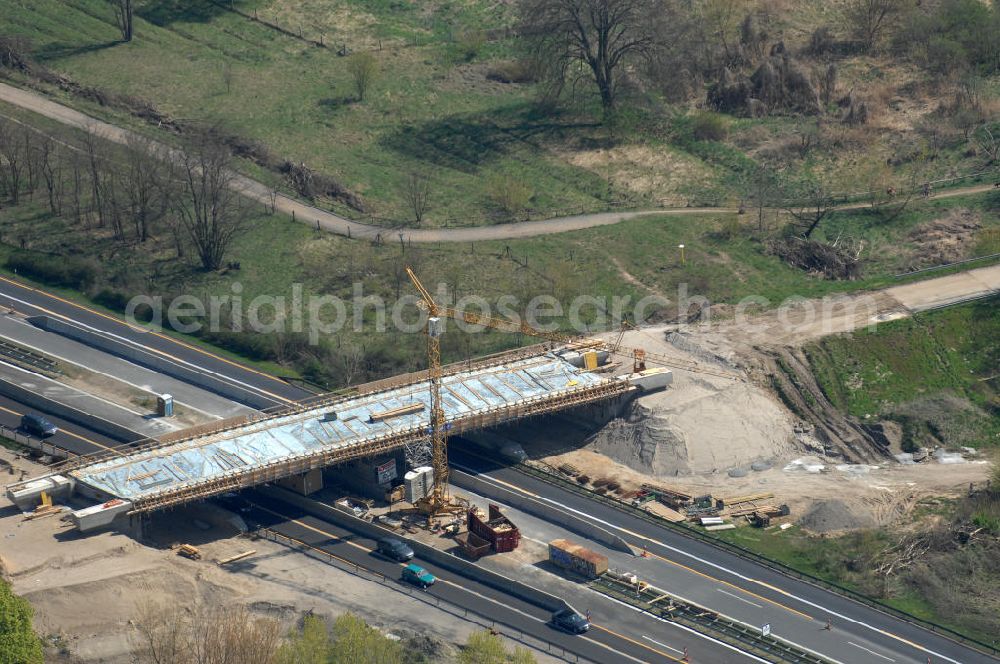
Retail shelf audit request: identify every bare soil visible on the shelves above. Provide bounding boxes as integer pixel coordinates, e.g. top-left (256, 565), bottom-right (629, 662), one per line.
top-left (0, 450), bottom-right (555, 664)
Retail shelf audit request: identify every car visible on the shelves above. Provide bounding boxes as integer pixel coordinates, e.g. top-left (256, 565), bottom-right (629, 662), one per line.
top-left (376, 537), bottom-right (414, 562)
top-left (21, 413), bottom-right (58, 438)
top-left (401, 563), bottom-right (436, 589)
top-left (551, 609), bottom-right (590, 634)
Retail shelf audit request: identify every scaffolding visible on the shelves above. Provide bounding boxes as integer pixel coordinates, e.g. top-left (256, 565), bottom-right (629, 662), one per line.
top-left (125, 377), bottom-right (629, 514)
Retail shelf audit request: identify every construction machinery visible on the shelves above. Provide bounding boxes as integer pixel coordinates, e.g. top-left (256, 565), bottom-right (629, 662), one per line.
top-left (403, 266), bottom-right (738, 514)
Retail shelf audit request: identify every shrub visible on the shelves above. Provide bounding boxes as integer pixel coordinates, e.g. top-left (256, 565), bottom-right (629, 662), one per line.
top-left (6, 251), bottom-right (99, 290)
top-left (486, 174), bottom-right (533, 219)
top-left (0, 580), bottom-right (43, 664)
top-left (455, 29), bottom-right (486, 61)
top-left (690, 112), bottom-right (730, 142)
top-left (486, 59), bottom-right (538, 84)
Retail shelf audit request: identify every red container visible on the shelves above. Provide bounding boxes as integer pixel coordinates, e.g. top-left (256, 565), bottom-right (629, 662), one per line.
top-left (467, 504), bottom-right (521, 553)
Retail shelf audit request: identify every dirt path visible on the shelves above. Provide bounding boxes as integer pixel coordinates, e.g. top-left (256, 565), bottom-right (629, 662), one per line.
top-left (4, 81), bottom-right (998, 243)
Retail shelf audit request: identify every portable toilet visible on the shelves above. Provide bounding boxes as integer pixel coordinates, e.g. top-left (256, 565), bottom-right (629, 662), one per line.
top-left (157, 394), bottom-right (174, 417)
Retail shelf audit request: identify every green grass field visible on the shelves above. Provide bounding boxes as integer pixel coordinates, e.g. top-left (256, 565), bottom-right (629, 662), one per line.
top-left (806, 296), bottom-right (1000, 449)
top-left (2, 0), bottom-right (993, 226)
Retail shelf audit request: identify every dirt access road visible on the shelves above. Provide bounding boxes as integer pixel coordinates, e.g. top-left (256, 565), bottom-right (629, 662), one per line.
top-left (2, 80), bottom-right (997, 243)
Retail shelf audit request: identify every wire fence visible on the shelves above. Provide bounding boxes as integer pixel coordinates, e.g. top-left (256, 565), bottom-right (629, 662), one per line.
top-left (255, 527), bottom-right (597, 663)
top-left (315, 168), bottom-right (999, 231)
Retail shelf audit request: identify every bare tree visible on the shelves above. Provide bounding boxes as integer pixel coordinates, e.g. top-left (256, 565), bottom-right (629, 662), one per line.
top-left (82, 130), bottom-right (106, 227)
top-left (404, 171), bottom-right (431, 223)
top-left (123, 135), bottom-right (170, 242)
top-left (519, 0), bottom-right (665, 110)
top-left (36, 134), bottom-right (61, 214)
top-left (0, 119), bottom-right (24, 204)
top-left (783, 177), bottom-right (838, 239)
top-left (132, 602), bottom-right (282, 664)
top-left (110, 0), bottom-right (134, 42)
top-left (845, 0), bottom-right (905, 52)
top-left (973, 123), bottom-right (1000, 166)
top-left (347, 53), bottom-right (378, 102)
top-left (173, 130), bottom-right (247, 271)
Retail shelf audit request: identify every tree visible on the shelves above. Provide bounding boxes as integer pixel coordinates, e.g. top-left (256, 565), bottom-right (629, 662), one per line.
top-left (782, 175), bottom-right (838, 239)
top-left (132, 602), bottom-right (282, 664)
top-left (111, 0), bottom-right (134, 42)
top-left (0, 580), bottom-right (43, 664)
top-left (0, 119), bottom-right (25, 204)
top-left (328, 613), bottom-right (403, 664)
top-left (347, 53), bottom-right (378, 102)
top-left (173, 130), bottom-right (247, 271)
top-left (277, 614), bottom-right (330, 664)
top-left (739, 164), bottom-right (780, 234)
top-left (519, 0), bottom-right (664, 110)
top-left (459, 630), bottom-right (536, 664)
top-left (404, 171), bottom-right (432, 223)
top-left (845, 0), bottom-right (905, 52)
top-left (123, 135), bottom-right (170, 242)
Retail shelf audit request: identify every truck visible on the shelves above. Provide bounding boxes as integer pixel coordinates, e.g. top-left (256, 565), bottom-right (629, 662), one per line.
top-left (548, 539), bottom-right (608, 579)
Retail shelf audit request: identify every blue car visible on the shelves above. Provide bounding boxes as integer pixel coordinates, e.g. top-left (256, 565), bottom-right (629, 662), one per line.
top-left (401, 563), bottom-right (436, 589)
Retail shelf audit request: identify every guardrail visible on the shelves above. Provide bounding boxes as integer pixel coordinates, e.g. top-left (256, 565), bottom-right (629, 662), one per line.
top-left (592, 575), bottom-right (829, 663)
top-left (893, 252), bottom-right (1000, 278)
top-left (515, 462), bottom-right (1000, 657)
top-left (0, 424), bottom-right (75, 460)
top-left (254, 527), bottom-right (596, 664)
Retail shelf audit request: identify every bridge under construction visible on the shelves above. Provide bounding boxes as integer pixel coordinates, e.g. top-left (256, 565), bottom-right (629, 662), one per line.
top-left (7, 343), bottom-right (670, 531)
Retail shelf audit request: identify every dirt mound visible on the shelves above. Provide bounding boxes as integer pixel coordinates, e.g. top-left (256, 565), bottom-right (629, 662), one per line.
top-left (586, 376), bottom-right (796, 476)
top-left (905, 209), bottom-right (981, 269)
top-left (800, 499), bottom-right (875, 533)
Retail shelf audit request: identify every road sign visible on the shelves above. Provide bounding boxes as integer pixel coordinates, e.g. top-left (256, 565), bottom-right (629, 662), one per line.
top-left (761, 623), bottom-right (771, 638)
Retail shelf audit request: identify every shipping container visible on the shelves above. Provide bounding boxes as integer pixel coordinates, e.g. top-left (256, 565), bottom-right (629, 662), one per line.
top-left (548, 539), bottom-right (608, 578)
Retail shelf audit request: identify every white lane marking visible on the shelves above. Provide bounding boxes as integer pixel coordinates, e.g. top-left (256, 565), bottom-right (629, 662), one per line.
top-left (0, 291), bottom-right (285, 405)
top-left (462, 467), bottom-right (965, 664)
top-left (591, 587), bottom-right (770, 663)
top-left (642, 635), bottom-right (683, 655)
top-left (717, 588), bottom-right (763, 608)
top-left (848, 641), bottom-right (896, 662)
top-left (0, 334), bottom-right (227, 420)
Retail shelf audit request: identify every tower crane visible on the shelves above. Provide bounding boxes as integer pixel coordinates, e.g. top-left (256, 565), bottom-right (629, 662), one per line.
top-left (404, 267), bottom-right (740, 513)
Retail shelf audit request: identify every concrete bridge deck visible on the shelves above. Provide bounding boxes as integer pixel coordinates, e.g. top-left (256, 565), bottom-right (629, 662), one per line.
top-left (7, 346), bottom-right (666, 529)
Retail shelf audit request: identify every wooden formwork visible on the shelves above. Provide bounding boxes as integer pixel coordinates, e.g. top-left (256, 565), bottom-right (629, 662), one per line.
top-left (126, 378), bottom-right (630, 514)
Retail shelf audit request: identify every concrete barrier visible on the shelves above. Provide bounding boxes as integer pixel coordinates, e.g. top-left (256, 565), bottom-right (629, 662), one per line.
top-left (258, 485), bottom-right (572, 614)
top-left (0, 377), bottom-right (142, 444)
top-left (27, 316), bottom-right (274, 410)
top-left (0, 423), bottom-right (73, 459)
top-left (450, 469), bottom-right (634, 556)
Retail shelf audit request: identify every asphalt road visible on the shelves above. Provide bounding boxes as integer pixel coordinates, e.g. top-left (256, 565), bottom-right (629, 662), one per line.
top-left (450, 447), bottom-right (1000, 664)
top-left (0, 275), bottom-right (311, 408)
top-left (239, 491), bottom-right (762, 664)
top-left (0, 393), bottom-right (128, 456)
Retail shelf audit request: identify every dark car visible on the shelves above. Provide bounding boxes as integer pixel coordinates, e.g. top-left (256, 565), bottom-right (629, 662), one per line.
top-left (401, 563), bottom-right (436, 589)
top-left (376, 537), bottom-right (414, 562)
top-left (552, 609), bottom-right (590, 634)
top-left (21, 413), bottom-right (58, 438)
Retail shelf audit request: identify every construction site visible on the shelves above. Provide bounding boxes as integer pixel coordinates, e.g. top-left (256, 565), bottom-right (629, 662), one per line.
top-left (0, 262), bottom-right (996, 664)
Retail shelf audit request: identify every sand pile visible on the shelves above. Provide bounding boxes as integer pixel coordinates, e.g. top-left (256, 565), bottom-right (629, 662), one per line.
top-left (586, 374), bottom-right (797, 476)
top-left (800, 499), bottom-right (876, 533)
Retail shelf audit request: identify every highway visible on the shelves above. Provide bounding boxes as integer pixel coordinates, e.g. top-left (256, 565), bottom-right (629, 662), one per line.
top-left (450, 446), bottom-right (1000, 664)
top-left (0, 275), bottom-right (311, 408)
top-left (0, 393), bottom-right (132, 457)
top-left (238, 490), bottom-right (764, 664)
